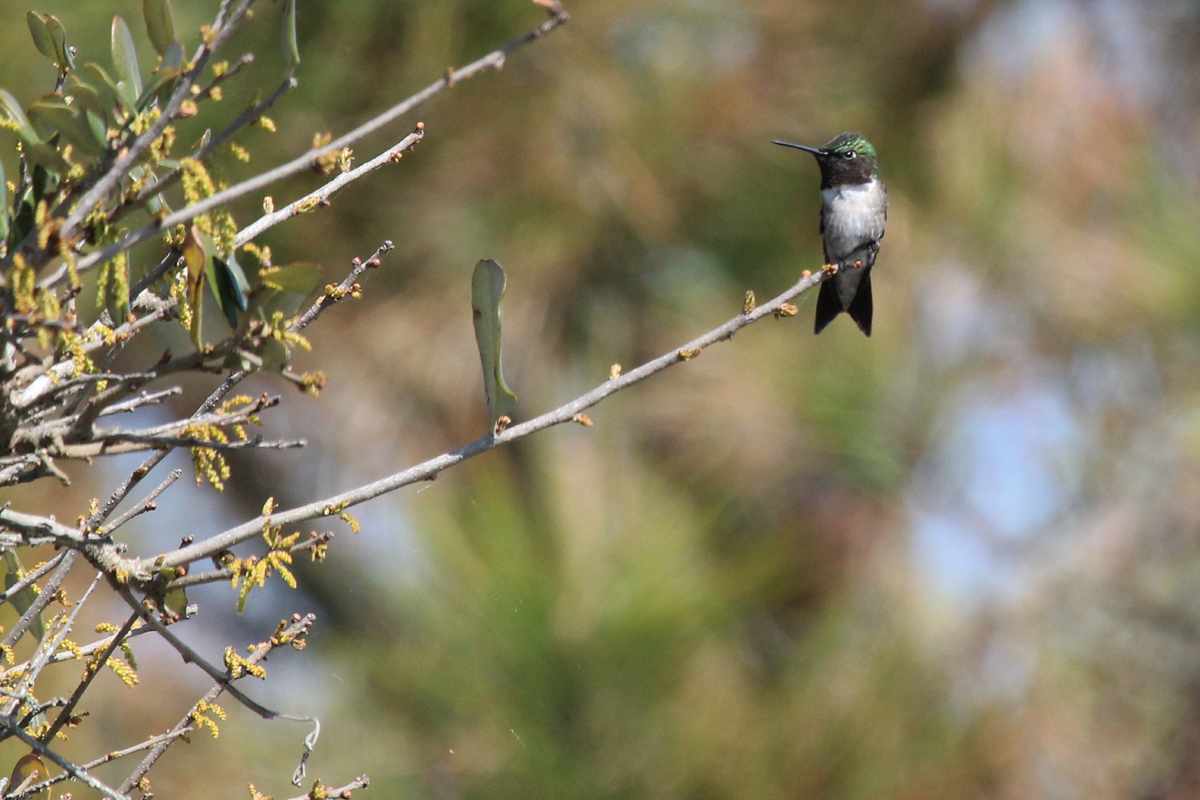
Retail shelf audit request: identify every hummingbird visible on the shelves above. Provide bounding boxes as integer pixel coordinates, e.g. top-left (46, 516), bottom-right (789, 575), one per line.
top-left (772, 132), bottom-right (887, 336)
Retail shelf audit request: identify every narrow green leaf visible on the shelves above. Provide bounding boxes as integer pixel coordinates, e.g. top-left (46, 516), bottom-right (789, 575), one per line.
top-left (44, 13), bottom-right (74, 71)
top-left (28, 98), bottom-right (105, 156)
top-left (4, 552), bottom-right (47, 642)
top-left (0, 155), bottom-right (9, 242)
top-left (471, 258), bottom-right (518, 427)
top-left (83, 62), bottom-right (125, 112)
top-left (208, 255), bottom-right (249, 329)
top-left (161, 40), bottom-right (185, 74)
top-left (26, 12), bottom-right (57, 62)
top-left (259, 262), bottom-right (321, 294)
top-left (281, 0), bottom-right (301, 68)
top-left (69, 77), bottom-right (107, 119)
top-left (260, 337), bottom-right (289, 372)
top-left (0, 88), bottom-right (41, 146)
top-left (143, 0), bottom-right (176, 56)
top-left (25, 141), bottom-right (70, 175)
top-left (111, 15), bottom-right (143, 100)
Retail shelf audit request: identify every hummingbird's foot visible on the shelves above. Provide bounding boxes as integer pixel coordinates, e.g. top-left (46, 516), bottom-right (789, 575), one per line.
top-left (854, 259), bottom-right (863, 269)
top-left (821, 263), bottom-right (839, 275)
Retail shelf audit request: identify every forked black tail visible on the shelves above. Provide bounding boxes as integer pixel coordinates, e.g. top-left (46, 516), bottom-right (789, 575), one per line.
top-left (813, 279), bottom-right (842, 335)
top-left (813, 271), bottom-right (872, 337)
top-left (846, 271), bottom-right (872, 336)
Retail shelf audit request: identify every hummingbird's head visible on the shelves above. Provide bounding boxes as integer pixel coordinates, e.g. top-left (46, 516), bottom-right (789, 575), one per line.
top-left (772, 132), bottom-right (880, 188)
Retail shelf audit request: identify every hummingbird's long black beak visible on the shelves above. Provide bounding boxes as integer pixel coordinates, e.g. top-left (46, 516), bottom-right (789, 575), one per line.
top-left (771, 140), bottom-right (823, 155)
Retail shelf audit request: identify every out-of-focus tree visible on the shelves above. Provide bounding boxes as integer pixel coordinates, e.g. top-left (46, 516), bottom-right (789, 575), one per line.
top-left (5, 0), bottom-right (1200, 799)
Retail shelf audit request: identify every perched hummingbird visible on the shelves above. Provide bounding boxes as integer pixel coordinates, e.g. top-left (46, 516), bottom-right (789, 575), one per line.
top-left (772, 133), bottom-right (887, 336)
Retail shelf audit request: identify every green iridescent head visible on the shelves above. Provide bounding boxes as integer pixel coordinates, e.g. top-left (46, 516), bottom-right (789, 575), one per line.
top-left (772, 132), bottom-right (881, 188)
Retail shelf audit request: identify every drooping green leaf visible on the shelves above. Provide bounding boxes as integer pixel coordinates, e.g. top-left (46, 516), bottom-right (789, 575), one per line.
top-left (471, 258), bottom-right (519, 428)
top-left (8, 753), bottom-right (50, 800)
top-left (44, 13), bottom-right (73, 71)
top-left (25, 141), bottom-right (70, 175)
top-left (68, 77), bottom-right (107, 119)
top-left (281, 0), bottom-right (301, 68)
top-left (208, 254), bottom-right (250, 329)
top-left (0, 88), bottom-right (41, 147)
top-left (260, 337), bottom-right (289, 372)
top-left (26, 12), bottom-right (57, 62)
top-left (0, 156), bottom-right (9, 243)
top-left (142, 0), bottom-right (176, 56)
top-left (111, 16), bottom-right (143, 101)
top-left (259, 262), bottom-right (321, 295)
top-left (28, 98), bottom-right (105, 156)
top-left (161, 40), bottom-right (185, 74)
top-left (4, 551), bottom-right (47, 642)
top-left (83, 63), bottom-right (126, 113)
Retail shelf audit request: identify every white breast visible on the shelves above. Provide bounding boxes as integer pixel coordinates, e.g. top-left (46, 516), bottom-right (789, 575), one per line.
top-left (821, 180), bottom-right (887, 262)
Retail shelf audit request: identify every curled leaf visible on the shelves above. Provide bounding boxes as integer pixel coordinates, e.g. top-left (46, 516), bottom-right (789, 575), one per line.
top-left (281, 0), bottom-right (301, 68)
top-left (471, 259), bottom-right (518, 428)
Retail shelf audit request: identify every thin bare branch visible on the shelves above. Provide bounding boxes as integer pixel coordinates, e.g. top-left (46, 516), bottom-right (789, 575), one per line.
top-left (40, 610), bottom-right (139, 742)
top-left (142, 267), bottom-right (834, 575)
top-left (102, 470), bottom-right (182, 534)
top-left (116, 613), bottom-right (317, 794)
top-left (0, 553), bottom-right (64, 608)
top-left (235, 131), bottom-right (422, 246)
top-left (0, 711), bottom-right (129, 800)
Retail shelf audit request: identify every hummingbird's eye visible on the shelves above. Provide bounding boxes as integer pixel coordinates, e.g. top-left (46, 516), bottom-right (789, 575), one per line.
top-left (843, 150), bottom-right (856, 159)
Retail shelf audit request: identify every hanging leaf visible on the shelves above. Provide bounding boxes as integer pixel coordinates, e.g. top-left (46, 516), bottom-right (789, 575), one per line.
top-left (68, 77), bottom-right (107, 119)
top-left (3, 552), bottom-right (47, 642)
top-left (207, 254), bottom-right (250, 329)
top-left (0, 89), bottom-right (41, 147)
top-left (161, 40), bottom-right (185, 74)
top-left (26, 12), bottom-right (57, 63)
top-left (7, 753), bottom-right (50, 800)
top-left (25, 141), bottom-right (70, 175)
top-left (28, 98), bottom-right (105, 156)
top-left (281, 0), bottom-right (301, 68)
top-left (471, 259), bottom-right (518, 428)
top-left (111, 16), bottom-right (143, 101)
top-left (260, 337), bottom-right (290, 372)
top-left (0, 156), bottom-right (9, 243)
top-left (259, 262), bottom-right (321, 294)
top-left (142, 0), bottom-right (176, 56)
top-left (181, 223), bottom-right (206, 280)
top-left (83, 63), bottom-right (127, 114)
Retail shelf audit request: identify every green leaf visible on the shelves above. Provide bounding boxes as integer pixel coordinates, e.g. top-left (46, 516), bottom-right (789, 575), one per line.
top-left (208, 254), bottom-right (249, 329)
top-left (281, 0), bottom-right (301, 68)
top-left (83, 62), bottom-right (127, 113)
top-left (143, 0), bottom-right (176, 56)
top-left (44, 13), bottom-right (73, 71)
top-left (25, 141), bottom-right (70, 175)
top-left (68, 76), bottom-right (107, 119)
top-left (26, 12), bottom-right (57, 62)
top-left (260, 337), bottom-right (289, 372)
top-left (28, 97), bottom-right (105, 156)
top-left (111, 15), bottom-right (143, 101)
top-left (471, 258), bottom-right (518, 428)
top-left (161, 40), bottom-right (185, 74)
top-left (259, 262), bottom-right (321, 294)
top-left (8, 753), bottom-right (50, 800)
top-left (0, 156), bottom-right (9, 243)
top-left (4, 551), bottom-right (46, 642)
top-left (0, 88), bottom-right (41, 146)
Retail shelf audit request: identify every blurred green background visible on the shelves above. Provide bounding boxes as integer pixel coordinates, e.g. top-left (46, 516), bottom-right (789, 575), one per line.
top-left (6, 0), bottom-right (1200, 797)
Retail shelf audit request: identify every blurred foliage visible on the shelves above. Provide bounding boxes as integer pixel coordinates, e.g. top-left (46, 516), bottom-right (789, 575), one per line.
top-left (5, 0), bottom-right (1200, 798)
